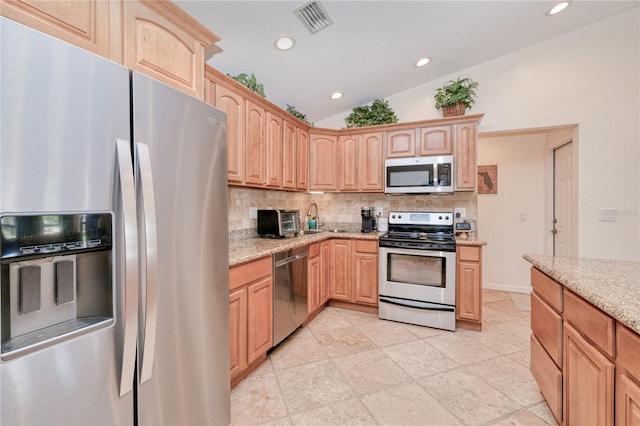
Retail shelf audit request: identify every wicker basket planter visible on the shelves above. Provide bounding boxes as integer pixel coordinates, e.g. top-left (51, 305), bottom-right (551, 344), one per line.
top-left (441, 103), bottom-right (466, 117)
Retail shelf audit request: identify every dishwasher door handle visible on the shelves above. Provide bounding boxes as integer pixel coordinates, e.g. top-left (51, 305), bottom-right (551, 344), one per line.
top-left (275, 253), bottom-right (308, 267)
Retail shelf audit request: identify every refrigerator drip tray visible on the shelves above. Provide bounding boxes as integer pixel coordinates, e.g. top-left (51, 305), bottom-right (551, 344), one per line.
top-left (1, 316), bottom-right (112, 360)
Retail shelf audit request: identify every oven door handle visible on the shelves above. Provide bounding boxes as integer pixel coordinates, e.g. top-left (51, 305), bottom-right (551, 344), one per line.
top-left (379, 296), bottom-right (455, 312)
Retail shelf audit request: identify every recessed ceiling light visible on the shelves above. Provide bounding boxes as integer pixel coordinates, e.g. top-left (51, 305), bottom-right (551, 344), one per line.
top-left (274, 35), bottom-right (296, 51)
top-left (546, 1), bottom-right (571, 16)
top-left (330, 92), bottom-right (343, 100)
top-left (415, 57), bottom-right (431, 67)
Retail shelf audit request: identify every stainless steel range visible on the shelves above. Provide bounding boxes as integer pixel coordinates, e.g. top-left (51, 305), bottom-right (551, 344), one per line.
top-left (378, 211), bottom-right (456, 331)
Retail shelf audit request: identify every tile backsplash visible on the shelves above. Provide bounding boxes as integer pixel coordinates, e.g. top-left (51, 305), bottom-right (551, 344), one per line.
top-left (228, 187), bottom-right (477, 238)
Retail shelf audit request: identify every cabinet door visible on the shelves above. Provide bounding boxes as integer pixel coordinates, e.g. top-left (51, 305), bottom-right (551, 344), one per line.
top-left (247, 276), bottom-right (273, 363)
top-left (282, 121), bottom-right (297, 189)
top-left (353, 250), bottom-right (378, 305)
top-left (309, 134), bottom-right (338, 190)
top-left (229, 287), bottom-right (248, 380)
top-left (563, 322), bottom-right (614, 426)
top-left (338, 135), bottom-right (358, 191)
top-left (297, 129), bottom-right (309, 190)
top-left (320, 241), bottom-right (332, 304)
top-left (0, 0), bottom-right (114, 59)
top-left (329, 240), bottom-right (352, 301)
top-left (266, 112), bottom-right (283, 187)
top-left (456, 260), bottom-right (481, 322)
top-left (245, 100), bottom-right (266, 186)
top-left (215, 85), bottom-right (245, 183)
top-left (617, 373), bottom-right (640, 426)
top-left (307, 254), bottom-right (321, 314)
top-left (454, 123), bottom-right (476, 191)
top-left (419, 126), bottom-right (452, 155)
top-left (386, 129), bottom-right (416, 158)
top-left (359, 132), bottom-right (384, 191)
top-left (123, 0), bottom-right (205, 98)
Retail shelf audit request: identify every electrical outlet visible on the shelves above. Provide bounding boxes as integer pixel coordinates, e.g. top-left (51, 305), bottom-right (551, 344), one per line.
top-left (376, 207), bottom-right (383, 216)
top-left (249, 207), bottom-right (257, 219)
top-left (454, 208), bottom-right (466, 218)
top-left (599, 208), bottom-right (617, 222)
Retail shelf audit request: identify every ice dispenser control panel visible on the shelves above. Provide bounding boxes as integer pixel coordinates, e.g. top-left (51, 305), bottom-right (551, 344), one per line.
top-left (0, 213), bottom-right (113, 360)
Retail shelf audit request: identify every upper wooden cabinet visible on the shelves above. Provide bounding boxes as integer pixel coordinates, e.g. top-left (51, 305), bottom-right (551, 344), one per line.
top-left (419, 125), bottom-right (452, 156)
top-left (335, 132), bottom-right (383, 192)
top-left (245, 100), bottom-right (266, 186)
top-left (454, 123), bottom-right (477, 191)
top-left (297, 129), bottom-right (309, 191)
top-left (309, 133), bottom-right (338, 191)
top-left (122, 0), bottom-right (219, 99)
top-left (282, 121), bottom-right (297, 189)
top-left (209, 83), bottom-right (245, 184)
top-left (1, 0), bottom-right (220, 99)
top-left (386, 129), bottom-right (416, 158)
top-left (265, 112), bottom-right (283, 187)
top-left (0, 0), bottom-right (117, 58)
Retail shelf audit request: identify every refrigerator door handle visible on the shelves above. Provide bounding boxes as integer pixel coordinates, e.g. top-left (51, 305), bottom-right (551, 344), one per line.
top-left (116, 139), bottom-right (139, 397)
top-left (136, 142), bottom-right (158, 384)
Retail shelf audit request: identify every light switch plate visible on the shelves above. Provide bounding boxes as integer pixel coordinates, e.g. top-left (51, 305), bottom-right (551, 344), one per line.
top-left (454, 208), bottom-right (466, 218)
top-left (249, 207), bottom-right (257, 219)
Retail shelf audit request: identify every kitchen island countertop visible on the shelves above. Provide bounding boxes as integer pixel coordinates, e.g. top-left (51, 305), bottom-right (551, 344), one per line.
top-left (524, 255), bottom-right (640, 334)
top-left (229, 231), bottom-right (381, 267)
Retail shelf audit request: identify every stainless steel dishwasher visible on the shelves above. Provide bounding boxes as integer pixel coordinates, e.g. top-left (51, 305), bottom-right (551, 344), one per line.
top-left (272, 246), bottom-right (308, 347)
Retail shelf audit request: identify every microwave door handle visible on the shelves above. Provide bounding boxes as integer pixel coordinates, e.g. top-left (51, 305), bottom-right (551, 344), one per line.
top-left (115, 139), bottom-right (139, 397)
top-left (136, 142), bottom-right (158, 384)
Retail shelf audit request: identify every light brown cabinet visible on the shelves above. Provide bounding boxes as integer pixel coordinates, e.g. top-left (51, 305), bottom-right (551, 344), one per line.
top-left (359, 132), bottom-right (384, 191)
top-left (616, 324), bottom-right (640, 426)
top-left (309, 133), bottom-right (338, 191)
top-left (326, 239), bottom-right (378, 306)
top-left (338, 135), bottom-right (359, 191)
top-left (307, 243), bottom-right (325, 315)
top-left (563, 321), bottom-right (614, 426)
top-left (283, 121), bottom-right (297, 189)
top-left (455, 245), bottom-right (482, 330)
top-left (229, 256), bottom-right (273, 386)
top-left (0, 0), bottom-right (116, 58)
top-left (352, 240), bottom-right (378, 305)
top-left (297, 129), bottom-right (309, 190)
top-left (453, 123), bottom-right (477, 191)
top-left (386, 129), bottom-right (416, 158)
top-left (245, 100), bottom-right (266, 186)
top-left (265, 112), bottom-right (283, 187)
top-left (1, 0), bottom-right (219, 99)
top-left (209, 83), bottom-right (245, 184)
top-left (418, 125), bottom-right (452, 155)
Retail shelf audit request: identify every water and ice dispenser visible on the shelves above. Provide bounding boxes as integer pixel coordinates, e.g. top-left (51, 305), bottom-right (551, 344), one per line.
top-left (0, 213), bottom-right (113, 360)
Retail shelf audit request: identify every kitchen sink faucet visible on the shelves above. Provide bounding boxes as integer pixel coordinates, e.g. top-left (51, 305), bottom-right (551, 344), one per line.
top-left (307, 202), bottom-right (319, 228)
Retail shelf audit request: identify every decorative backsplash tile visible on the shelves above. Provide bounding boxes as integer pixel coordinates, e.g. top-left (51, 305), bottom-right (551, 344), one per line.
top-left (228, 187), bottom-right (477, 238)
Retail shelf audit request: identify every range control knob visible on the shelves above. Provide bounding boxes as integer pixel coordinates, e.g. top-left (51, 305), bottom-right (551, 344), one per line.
top-left (445, 215), bottom-right (449, 220)
top-left (438, 215), bottom-right (443, 220)
top-left (391, 214), bottom-right (396, 219)
top-left (398, 215), bottom-right (402, 219)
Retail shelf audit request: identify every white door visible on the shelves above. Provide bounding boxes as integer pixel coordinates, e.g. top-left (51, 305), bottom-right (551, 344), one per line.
top-left (553, 142), bottom-right (574, 256)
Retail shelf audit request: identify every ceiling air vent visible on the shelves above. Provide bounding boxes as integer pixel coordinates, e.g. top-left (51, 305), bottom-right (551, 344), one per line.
top-left (293, 1), bottom-right (333, 35)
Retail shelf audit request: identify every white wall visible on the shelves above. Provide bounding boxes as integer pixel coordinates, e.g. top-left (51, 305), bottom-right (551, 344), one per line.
top-left (477, 134), bottom-right (547, 292)
top-left (318, 10), bottom-right (640, 262)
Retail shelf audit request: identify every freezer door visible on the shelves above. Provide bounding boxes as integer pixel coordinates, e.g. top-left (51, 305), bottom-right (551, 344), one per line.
top-left (0, 18), bottom-right (134, 425)
top-left (132, 72), bottom-right (231, 425)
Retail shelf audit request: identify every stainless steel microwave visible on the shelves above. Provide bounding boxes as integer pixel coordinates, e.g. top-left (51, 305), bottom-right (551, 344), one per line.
top-left (384, 155), bottom-right (454, 194)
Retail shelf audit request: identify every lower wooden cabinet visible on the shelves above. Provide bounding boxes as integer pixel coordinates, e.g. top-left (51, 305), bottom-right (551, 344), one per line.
top-left (327, 239), bottom-right (378, 306)
top-left (229, 256), bottom-right (273, 385)
top-left (455, 245), bottom-right (482, 330)
top-left (307, 242), bottom-right (325, 315)
top-left (617, 323), bottom-right (640, 426)
top-left (563, 321), bottom-right (614, 426)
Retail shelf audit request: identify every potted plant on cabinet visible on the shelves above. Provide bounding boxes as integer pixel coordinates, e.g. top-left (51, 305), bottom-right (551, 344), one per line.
top-left (434, 77), bottom-right (479, 117)
top-left (344, 98), bottom-right (398, 128)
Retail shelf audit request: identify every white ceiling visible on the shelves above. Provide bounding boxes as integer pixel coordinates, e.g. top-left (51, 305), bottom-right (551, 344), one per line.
top-left (176, 1), bottom-right (638, 124)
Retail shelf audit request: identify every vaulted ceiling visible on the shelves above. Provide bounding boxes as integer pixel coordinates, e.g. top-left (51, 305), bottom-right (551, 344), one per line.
top-left (177, 1), bottom-right (638, 124)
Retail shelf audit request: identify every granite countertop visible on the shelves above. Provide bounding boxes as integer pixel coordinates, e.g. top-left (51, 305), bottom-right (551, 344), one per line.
top-left (524, 255), bottom-right (640, 334)
top-left (229, 231), bottom-right (381, 267)
top-left (455, 238), bottom-right (487, 246)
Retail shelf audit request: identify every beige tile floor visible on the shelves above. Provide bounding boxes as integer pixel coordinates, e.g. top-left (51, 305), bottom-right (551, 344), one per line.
top-left (231, 289), bottom-right (557, 426)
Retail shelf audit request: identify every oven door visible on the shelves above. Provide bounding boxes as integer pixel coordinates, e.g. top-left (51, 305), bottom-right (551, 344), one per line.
top-left (378, 246), bottom-right (455, 306)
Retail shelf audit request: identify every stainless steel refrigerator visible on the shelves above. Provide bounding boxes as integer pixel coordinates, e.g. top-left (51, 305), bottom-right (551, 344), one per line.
top-left (0, 17), bottom-right (230, 425)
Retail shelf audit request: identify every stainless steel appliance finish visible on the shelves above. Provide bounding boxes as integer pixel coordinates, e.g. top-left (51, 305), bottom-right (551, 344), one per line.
top-left (378, 211), bottom-right (456, 331)
top-left (0, 18), bottom-right (230, 425)
top-left (384, 155), bottom-right (454, 194)
top-left (258, 209), bottom-right (301, 238)
top-left (272, 247), bottom-right (308, 347)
